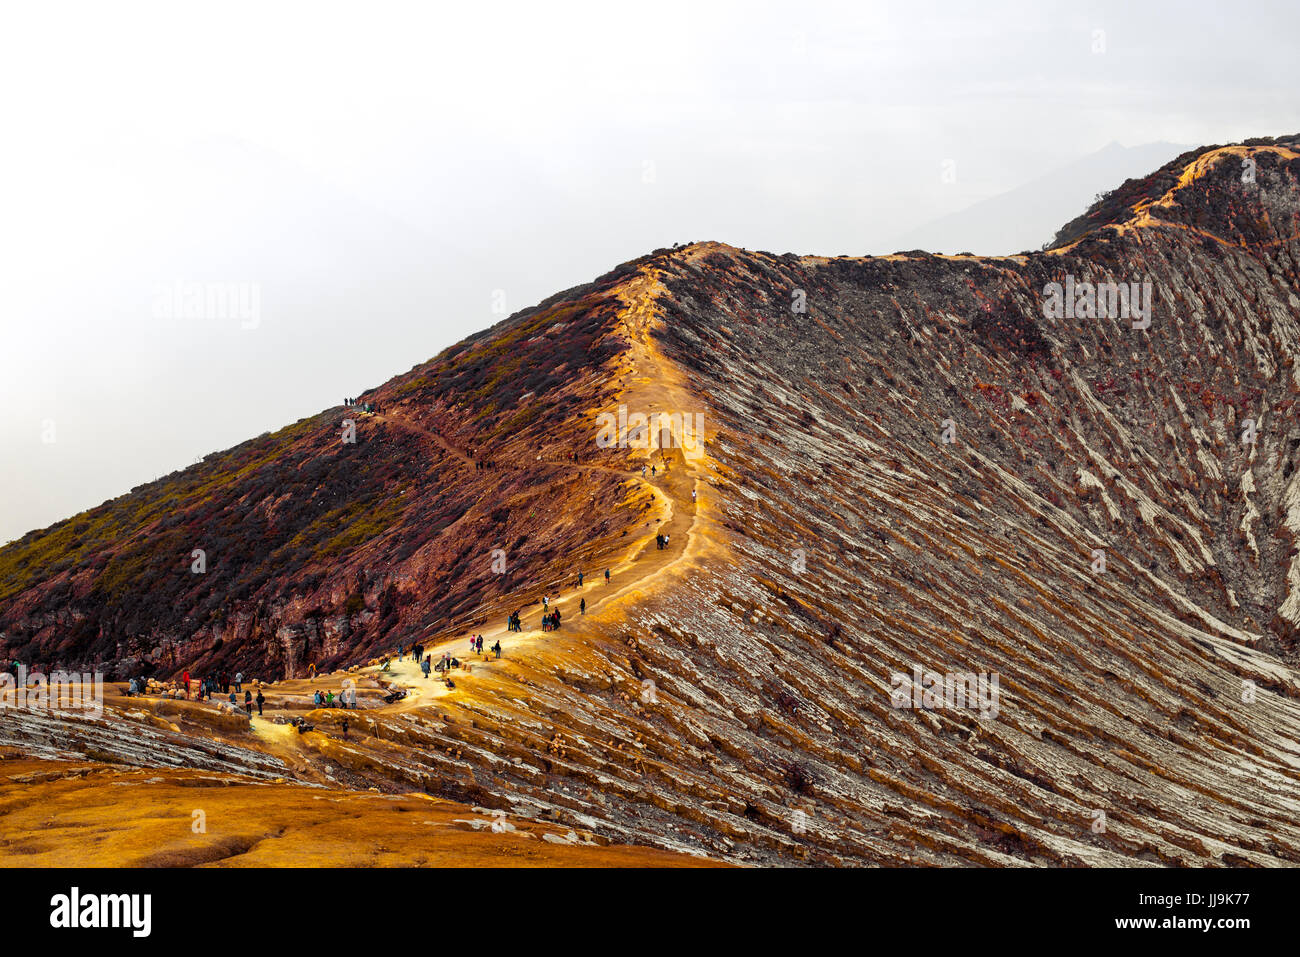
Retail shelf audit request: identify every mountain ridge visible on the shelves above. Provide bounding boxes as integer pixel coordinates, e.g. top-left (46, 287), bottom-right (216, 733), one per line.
top-left (5, 136), bottom-right (1300, 866)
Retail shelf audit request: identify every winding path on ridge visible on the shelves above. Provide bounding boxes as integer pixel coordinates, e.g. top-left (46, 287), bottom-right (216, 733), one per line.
top-left (325, 403), bottom-right (702, 712)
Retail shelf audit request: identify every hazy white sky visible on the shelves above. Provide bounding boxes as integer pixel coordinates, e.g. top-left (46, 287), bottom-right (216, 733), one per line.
top-left (2, 0), bottom-right (1298, 544)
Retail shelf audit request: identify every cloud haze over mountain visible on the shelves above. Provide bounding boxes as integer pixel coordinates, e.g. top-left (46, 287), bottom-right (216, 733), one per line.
top-left (887, 141), bottom-right (1192, 254)
top-left (3, 0), bottom-right (1299, 544)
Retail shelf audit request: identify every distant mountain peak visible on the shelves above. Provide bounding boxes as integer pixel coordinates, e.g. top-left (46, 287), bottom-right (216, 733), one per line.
top-left (1048, 134), bottom-right (1300, 250)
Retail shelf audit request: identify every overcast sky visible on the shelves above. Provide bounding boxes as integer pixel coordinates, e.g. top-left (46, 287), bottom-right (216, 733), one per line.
top-left (2, 0), bottom-right (1298, 545)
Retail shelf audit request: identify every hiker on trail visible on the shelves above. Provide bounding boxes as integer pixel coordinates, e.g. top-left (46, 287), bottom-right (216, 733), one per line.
top-left (235, 671), bottom-right (243, 692)
top-left (127, 677), bottom-right (138, 696)
top-left (308, 662), bottom-right (317, 681)
top-left (578, 570), bottom-right (584, 587)
top-left (492, 640), bottom-right (501, 659)
top-left (421, 656), bottom-right (431, 678)
top-left (554, 608), bottom-right (562, 626)
top-left (651, 465), bottom-right (656, 477)
top-left (325, 690), bottom-right (335, 706)
top-left (542, 595), bottom-right (549, 612)
top-left (656, 533), bottom-right (663, 550)
top-left (256, 690), bottom-right (265, 715)
top-left (182, 670), bottom-right (191, 699)
top-left (642, 465), bottom-right (647, 478)
top-left (664, 534), bottom-right (670, 548)
top-left (580, 597), bottom-right (586, 614)
top-left (314, 690), bottom-right (324, 706)
top-left (414, 643), bottom-right (423, 661)
top-left (605, 568), bottom-right (611, 583)
top-left (244, 689), bottom-right (253, 713)
top-left (692, 489), bottom-right (696, 503)
top-left (476, 635), bottom-right (484, 655)
top-left (342, 718), bottom-right (349, 740)
top-left (228, 690), bottom-right (237, 708)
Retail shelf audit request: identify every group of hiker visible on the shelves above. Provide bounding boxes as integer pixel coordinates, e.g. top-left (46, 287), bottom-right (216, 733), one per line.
top-left (128, 668), bottom-right (268, 717)
top-left (181, 669), bottom-right (251, 700)
top-left (135, 530), bottom-right (638, 715)
top-left (114, 542), bottom-right (639, 721)
top-left (344, 397), bottom-right (380, 414)
top-left (424, 652), bottom-right (461, 685)
top-left (655, 532), bottom-right (670, 550)
top-left (312, 687), bottom-right (357, 708)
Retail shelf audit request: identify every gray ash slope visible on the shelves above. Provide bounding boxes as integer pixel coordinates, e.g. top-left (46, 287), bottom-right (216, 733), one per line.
top-left (587, 139), bottom-right (1300, 864)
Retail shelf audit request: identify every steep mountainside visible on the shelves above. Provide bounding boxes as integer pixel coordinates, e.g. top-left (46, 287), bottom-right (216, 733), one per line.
top-left (4, 135), bottom-right (1300, 866)
top-left (0, 260), bottom-right (654, 675)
